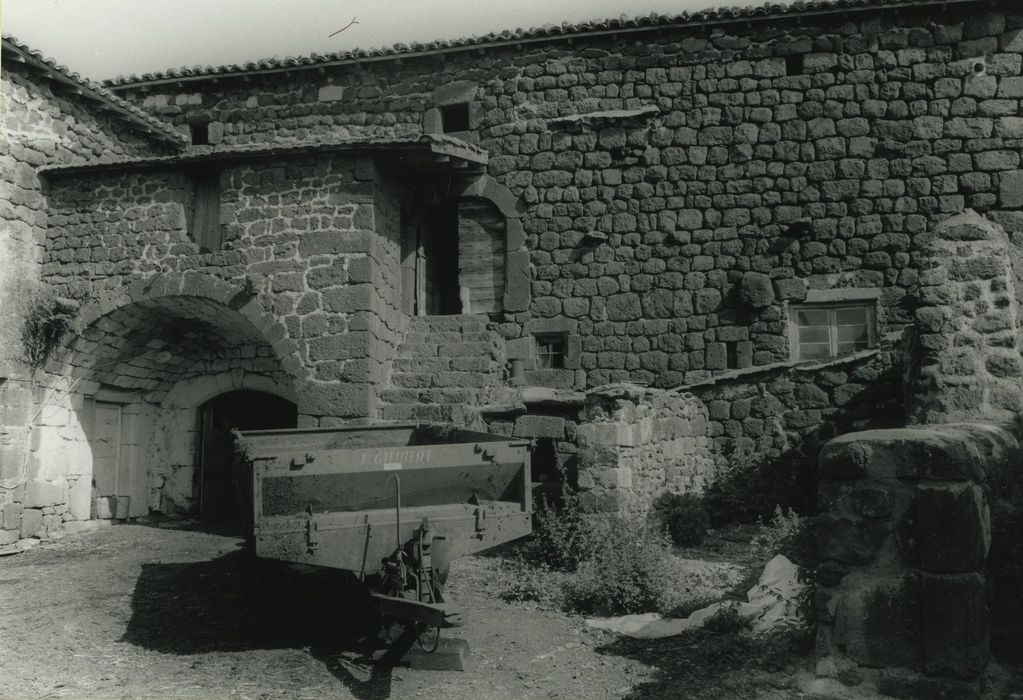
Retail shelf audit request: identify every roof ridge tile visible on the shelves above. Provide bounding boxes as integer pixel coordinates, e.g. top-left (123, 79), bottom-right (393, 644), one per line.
top-left (100, 0), bottom-right (971, 88)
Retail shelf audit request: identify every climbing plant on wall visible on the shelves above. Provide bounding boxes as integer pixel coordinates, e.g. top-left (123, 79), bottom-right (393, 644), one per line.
top-left (20, 286), bottom-right (82, 371)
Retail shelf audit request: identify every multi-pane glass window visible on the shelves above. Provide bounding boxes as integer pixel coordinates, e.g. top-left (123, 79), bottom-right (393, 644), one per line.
top-left (535, 334), bottom-right (567, 369)
top-left (790, 304), bottom-right (875, 361)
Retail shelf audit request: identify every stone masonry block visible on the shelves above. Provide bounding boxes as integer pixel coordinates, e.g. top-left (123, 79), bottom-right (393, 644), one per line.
top-left (914, 483), bottom-right (989, 573)
top-left (999, 170), bottom-right (1023, 208)
top-left (514, 415), bottom-right (566, 439)
top-left (2, 501), bottom-right (23, 530)
top-left (69, 476), bottom-right (91, 521)
top-left (832, 572), bottom-right (922, 671)
top-left (318, 84), bottom-right (345, 102)
top-left (24, 480), bottom-right (63, 508)
top-left (820, 428), bottom-right (986, 482)
top-left (817, 513), bottom-right (889, 566)
top-left (739, 271), bottom-right (775, 308)
top-left (20, 507), bottom-right (43, 538)
top-left (920, 573), bottom-right (989, 679)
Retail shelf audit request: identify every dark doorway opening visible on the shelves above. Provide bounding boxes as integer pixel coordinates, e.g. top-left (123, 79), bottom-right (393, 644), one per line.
top-left (200, 390), bottom-right (297, 532)
top-left (420, 200), bottom-right (461, 315)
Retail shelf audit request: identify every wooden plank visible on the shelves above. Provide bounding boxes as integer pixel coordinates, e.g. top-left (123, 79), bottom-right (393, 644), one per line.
top-left (255, 440), bottom-right (530, 477)
top-left (260, 461), bottom-right (526, 516)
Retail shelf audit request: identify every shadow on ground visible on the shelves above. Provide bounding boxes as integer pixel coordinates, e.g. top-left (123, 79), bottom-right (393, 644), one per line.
top-left (122, 550), bottom-right (398, 699)
top-left (595, 625), bottom-right (808, 699)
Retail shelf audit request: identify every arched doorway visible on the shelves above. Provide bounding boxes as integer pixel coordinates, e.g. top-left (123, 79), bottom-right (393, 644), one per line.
top-left (199, 390), bottom-right (297, 530)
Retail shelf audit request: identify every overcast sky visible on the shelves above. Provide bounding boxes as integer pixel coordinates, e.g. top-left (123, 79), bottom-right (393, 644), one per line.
top-left (2, 0), bottom-right (770, 82)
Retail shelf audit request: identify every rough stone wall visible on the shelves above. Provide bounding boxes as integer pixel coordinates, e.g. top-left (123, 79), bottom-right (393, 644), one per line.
top-left (815, 424), bottom-right (1009, 699)
top-left (116, 7), bottom-right (1023, 389)
top-left (906, 210), bottom-right (1023, 428)
top-left (574, 384), bottom-right (714, 518)
top-left (4, 151), bottom-right (409, 540)
top-left (0, 59), bottom-right (174, 546)
top-left (43, 153), bottom-right (396, 422)
top-left (678, 345), bottom-right (903, 515)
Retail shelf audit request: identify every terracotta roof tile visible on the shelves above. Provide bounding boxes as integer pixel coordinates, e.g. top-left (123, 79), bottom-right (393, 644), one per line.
top-left (102, 0), bottom-right (980, 88)
top-left (2, 34), bottom-right (185, 146)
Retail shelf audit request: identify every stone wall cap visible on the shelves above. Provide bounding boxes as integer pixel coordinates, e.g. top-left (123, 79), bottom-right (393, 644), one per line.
top-left (670, 343), bottom-right (892, 393)
top-left (821, 424), bottom-right (1018, 482)
top-left (2, 35), bottom-right (185, 147)
top-left (102, 0), bottom-right (985, 89)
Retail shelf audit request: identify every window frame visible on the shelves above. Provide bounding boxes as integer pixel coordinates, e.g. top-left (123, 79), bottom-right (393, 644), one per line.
top-left (788, 301), bottom-right (877, 362)
top-left (534, 333), bottom-right (568, 370)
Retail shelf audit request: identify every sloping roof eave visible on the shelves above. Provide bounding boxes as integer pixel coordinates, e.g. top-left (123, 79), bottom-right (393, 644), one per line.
top-left (103, 0), bottom-right (988, 90)
top-left (37, 133), bottom-right (488, 177)
top-left (2, 35), bottom-right (185, 148)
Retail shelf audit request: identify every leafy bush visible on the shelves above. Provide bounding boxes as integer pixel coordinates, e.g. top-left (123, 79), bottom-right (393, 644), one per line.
top-left (510, 490), bottom-right (690, 615)
top-left (660, 492), bottom-right (710, 547)
top-left (564, 520), bottom-right (685, 615)
top-left (522, 490), bottom-right (600, 572)
top-left (749, 506), bottom-right (815, 566)
top-left (499, 561), bottom-right (566, 608)
top-left (703, 451), bottom-right (818, 526)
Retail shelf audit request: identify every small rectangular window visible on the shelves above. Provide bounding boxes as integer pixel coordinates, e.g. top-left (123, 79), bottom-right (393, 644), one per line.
top-left (786, 54), bottom-right (805, 76)
top-left (185, 167), bottom-right (223, 253)
top-left (535, 334), bottom-right (566, 369)
top-left (726, 342), bottom-right (739, 370)
top-left (189, 122), bottom-right (210, 145)
top-left (790, 304), bottom-right (875, 361)
top-left (440, 103), bottom-right (471, 133)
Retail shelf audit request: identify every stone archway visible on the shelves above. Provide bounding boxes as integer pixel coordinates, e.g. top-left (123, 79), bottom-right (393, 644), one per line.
top-left (25, 274), bottom-right (306, 526)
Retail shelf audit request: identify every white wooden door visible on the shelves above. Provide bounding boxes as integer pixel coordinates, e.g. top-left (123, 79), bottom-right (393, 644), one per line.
top-left (93, 402), bottom-right (122, 498)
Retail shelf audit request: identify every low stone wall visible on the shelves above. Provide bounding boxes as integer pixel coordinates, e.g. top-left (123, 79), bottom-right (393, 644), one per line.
top-left (675, 346), bottom-right (903, 518)
top-left (575, 383), bottom-right (714, 518)
top-left (815, 424), bottom-right (1011, 699)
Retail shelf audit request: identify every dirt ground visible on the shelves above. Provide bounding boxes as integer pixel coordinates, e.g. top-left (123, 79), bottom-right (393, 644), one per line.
top-left (0, 522), bottom-right (810, 700)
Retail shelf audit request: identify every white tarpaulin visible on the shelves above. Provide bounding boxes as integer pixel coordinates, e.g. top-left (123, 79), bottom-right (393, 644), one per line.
top-left (586, 554), bottom-right (806, 639)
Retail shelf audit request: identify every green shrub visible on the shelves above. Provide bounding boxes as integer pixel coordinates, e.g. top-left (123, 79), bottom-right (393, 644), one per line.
top-left (704, 451), bottom-right (818, 526)
top-left (564, 520), bottom-right (684, 615)
top-left (510, 490), bottom-right (690, 615)
top-left (522, 490), bottom-right (600, 572)
top-left (660, 492), bottom-right (710, 547)
top-left (20, 287), bottom-right (82, 370)
top-left (499, 561), bottom-right (566, 608)
top-left (749, 506), bottom-right (815, 566)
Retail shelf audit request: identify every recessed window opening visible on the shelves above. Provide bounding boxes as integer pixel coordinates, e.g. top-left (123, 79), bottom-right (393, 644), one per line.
top-left (726, 342), bottom-right (739, 370)
top-left (189, 122), bottom-right (210, 145)
top-left (535, 334), bottom-right (567, 369)
top-left (786, 54), bottom-right (805, 76)
top-left (185, 166), bottom-right (223, 253)
top-left (440, 103), bottom-right (471, 133)
top-left (790, 303), bottom-right (876, 362)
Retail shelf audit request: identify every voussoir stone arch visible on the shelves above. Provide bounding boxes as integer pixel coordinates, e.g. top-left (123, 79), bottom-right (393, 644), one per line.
top-left (72, 271), bottom-right (308, 382)
top-left (162, 370), bottom-right (298, 410)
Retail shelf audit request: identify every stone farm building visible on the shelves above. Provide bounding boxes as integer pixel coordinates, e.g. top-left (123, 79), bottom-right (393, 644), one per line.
top-left (3, 0), bottom-right (1023, 541)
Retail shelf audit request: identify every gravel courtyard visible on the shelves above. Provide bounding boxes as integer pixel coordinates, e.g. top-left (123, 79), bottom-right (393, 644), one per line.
top-left (0, 523), bottom-right (665, 700)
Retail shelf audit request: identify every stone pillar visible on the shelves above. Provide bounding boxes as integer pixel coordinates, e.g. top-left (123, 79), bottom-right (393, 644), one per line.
top-left (815, 424), bottom-right (1011, 699)
top-left (574, 383), bottom-right (713, 518)
top-left (906, 210), bottom-right (1023, 428)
